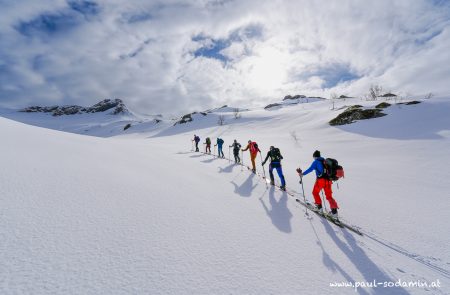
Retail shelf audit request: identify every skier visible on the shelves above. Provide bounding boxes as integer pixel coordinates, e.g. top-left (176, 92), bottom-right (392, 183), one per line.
top-left (205, 137), bottom-right (211, 154)
top-left (297, 150), bottom-right (339, 219)
top-left (215, 138), bottom-right (225, 158)
top-left (242, 140), bottom-right (261, 173)
top-left (229, 140), bottom-right (241, 163)
top-left (262, 146), bottom-right (286, 190)
top-left (193, 134), bottom-right (200, 152)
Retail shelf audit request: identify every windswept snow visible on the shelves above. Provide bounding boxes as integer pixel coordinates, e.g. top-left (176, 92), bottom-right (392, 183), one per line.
top-left (1, 97), bottom-right (449, 294)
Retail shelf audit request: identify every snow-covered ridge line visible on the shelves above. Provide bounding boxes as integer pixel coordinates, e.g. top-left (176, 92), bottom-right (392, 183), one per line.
top-left (20, 98), bottom-right (129, 116)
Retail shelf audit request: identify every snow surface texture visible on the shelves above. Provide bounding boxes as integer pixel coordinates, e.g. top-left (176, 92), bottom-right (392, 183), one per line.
top-left (1, 97), bottom-right (449, 294)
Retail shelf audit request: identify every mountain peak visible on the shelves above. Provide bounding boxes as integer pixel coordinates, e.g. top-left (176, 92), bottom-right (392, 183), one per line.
top-left (20, 98), bottom-right (129, 116)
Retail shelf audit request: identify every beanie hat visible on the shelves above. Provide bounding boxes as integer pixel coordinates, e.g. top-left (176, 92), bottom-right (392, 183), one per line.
top-left (313, 150), bottom-right (321, 158)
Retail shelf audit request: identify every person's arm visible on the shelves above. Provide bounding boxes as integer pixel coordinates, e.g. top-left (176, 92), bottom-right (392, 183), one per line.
top-left (262, 152), bottom-right (270, 165)
top-left (242, 144), bottom-right (249, 151)
top-left (302, 160), bottom-right (317, 176)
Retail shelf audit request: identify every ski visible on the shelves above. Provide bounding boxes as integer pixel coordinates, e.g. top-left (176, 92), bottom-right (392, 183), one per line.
top-left (295, 199), bottom-right (363, 235)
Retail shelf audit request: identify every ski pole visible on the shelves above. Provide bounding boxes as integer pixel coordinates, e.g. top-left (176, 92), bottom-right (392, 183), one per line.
top-left (191, 140), bottom-right (194, 152)
top-left (259, 152), bottom-right (268, 188)
top-left (321, 191), bottom-right (328, 213)
top-left (299, 173), bottom-right (309, 216)
top-left (241, 150), bottom-right (244, 171)
top-left (214, 145), bottom-right (216, 157)
top-left (228, 147), bottom-right (231, 163)
top-left (260, 152), bottom-right (266, 178)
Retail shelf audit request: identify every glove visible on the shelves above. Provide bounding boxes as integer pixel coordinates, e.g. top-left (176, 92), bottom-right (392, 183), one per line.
top-left (296, 168), bottom-right (302, 174)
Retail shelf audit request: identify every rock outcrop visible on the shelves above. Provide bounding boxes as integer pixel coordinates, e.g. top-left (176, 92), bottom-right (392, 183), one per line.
top-left (329, 105), bottom-right (386, 126)
top-left (20, 99), bottom-right (129, 116)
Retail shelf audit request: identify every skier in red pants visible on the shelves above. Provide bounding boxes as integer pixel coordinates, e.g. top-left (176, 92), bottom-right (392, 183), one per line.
top-left (297, 150), bottom-right (339, 219)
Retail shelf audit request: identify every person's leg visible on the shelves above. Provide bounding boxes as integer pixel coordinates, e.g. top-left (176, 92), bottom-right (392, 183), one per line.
top-left (251, 154), bottom-right (256, 171)
top-left (268, 164), bottom-right (275, 184)
top-left (276, 166), bottom-right (286, 187)
top-left (324, 180), bottom-right (338, 209)
top-left (312, 179), bottom-right (324, 206)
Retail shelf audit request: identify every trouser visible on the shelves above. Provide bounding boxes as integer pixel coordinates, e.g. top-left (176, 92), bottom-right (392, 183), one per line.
top-left (206, 144), bottom-right (211, 153)
top-left (195, 142), bottom-right (199, 152)
top-left (250, 153), bottom-right (257, 171)
top-left (218, 146), bottom-right (224, 157)
top-left (269, 163), bottom-right (286, 187)
top-left (233, 151), bottom-right (240, 163)
top-left (312, 178), bottom-right (338, 209)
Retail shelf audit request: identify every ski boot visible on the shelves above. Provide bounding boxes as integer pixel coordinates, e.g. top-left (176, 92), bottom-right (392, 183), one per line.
top-left (328, 208), bottom-right (339, 220)
top-left (313, 204), bottom-right (323, 214)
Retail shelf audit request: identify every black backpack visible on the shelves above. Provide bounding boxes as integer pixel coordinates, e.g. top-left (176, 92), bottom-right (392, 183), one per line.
top-left (270, 148), bottom-right (283, 162)
top-left (323, 158), bottom-right (344, 181)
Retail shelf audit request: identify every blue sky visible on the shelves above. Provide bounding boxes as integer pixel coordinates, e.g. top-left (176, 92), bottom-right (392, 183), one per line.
top-left (0, 0), bottom-right (449, 114)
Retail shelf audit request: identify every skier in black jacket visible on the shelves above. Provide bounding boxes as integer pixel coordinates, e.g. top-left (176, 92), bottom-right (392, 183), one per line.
top-left (262, 146), bottom-right (286, 190)
top-left (229, 140), bottom-right (241, 163)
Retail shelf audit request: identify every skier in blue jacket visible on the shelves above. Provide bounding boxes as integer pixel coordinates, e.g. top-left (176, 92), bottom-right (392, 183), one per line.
top-left (215, 138), bottom-right (225, 158)
top-left (297, 150), bottom-right (339, 218)
top-left (193, 135), bottom-right (200, 152)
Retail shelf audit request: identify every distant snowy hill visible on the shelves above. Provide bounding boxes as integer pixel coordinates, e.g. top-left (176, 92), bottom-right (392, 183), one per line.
top-left (0, 99), bottom-right (158, 137)
top-left (1, 96), bottom-right (449, 294)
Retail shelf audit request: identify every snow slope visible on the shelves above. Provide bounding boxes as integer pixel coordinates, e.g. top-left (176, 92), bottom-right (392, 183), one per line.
top-left (1, 97), bottom-right (449, 294)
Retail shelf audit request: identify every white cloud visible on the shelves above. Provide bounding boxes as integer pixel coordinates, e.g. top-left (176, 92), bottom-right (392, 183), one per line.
top-left (0, 0), bottom-right (449, 114)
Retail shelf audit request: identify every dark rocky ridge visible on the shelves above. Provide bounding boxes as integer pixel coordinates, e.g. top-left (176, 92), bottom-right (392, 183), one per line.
top-left (20, 99), bottom-right (129, 116)
top-left (329, 105), bottom-right (386, 126)
top-left (283, 94), bottom-right (306, 101)
top-left (174, 112), bottom-right (207, 125)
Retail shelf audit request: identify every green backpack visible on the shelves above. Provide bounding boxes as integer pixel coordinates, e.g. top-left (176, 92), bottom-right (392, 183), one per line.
top-left (271, 148), bottom-right (283, 162)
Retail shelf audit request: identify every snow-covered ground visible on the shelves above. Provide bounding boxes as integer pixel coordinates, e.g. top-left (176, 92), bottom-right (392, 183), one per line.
top-left (1, 97), bottom-right (449, 294)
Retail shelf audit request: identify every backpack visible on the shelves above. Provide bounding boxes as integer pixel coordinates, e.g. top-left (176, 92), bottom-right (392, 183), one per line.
top-left (270, 148), bottom-right (282, 162)
top-left (249, 142), bottom-right (258, 154)
top-left (322, 158), bottom-right (344, 181)
top-left (206, 137), bottom-right (211, 144)
top-left (218, 138), bottom-right (224, 145)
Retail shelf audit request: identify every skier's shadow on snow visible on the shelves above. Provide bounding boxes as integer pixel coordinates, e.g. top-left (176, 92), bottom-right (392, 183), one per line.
top-left (259, 187), bottom-right (292, 233)
top-left (201, 157), bottom-right (219, 163)
top-left (320, 219), bottom-right (410, 295)
top-left (309, 221), bottom-right (370, 295)
top-left (230, 173), bottom-right (257, 198)
top-left (190, 154), bottom-right (206, 158)
top-left (176, 151), bottom-right (194, 155)
top-left (218, 163), bottom-right (235, 173)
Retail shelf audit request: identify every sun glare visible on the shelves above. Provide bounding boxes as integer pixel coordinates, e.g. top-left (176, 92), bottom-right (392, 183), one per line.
top-left (247, 47), bottom-right (287, 91)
